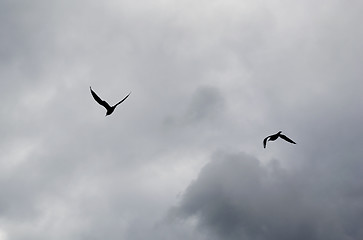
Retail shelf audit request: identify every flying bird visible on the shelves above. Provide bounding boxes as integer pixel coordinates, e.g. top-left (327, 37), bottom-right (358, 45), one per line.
top-left (90, 86), bottom-right (131, 116)
top-left (263, 131), bottom-right (296, 148)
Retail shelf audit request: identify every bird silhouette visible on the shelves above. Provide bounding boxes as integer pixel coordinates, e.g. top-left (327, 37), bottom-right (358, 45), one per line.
top-left (263, 131), bottom-right (296, 148)
top-left (90, 86), bottom-right (131, 116)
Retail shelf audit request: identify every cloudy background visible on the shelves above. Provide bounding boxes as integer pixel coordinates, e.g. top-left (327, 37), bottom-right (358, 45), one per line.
top-left (1, 0), bottom-right (363, 239)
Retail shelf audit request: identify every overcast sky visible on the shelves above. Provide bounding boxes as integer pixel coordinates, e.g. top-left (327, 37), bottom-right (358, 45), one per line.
top-left (1, 0), bottom-right (363, 239)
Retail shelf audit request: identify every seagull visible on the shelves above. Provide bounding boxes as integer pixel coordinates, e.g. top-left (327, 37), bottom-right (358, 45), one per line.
top-left (90, 86), bottom-right (131, 116)
top-left (263, 131), bottom-right (296, 148)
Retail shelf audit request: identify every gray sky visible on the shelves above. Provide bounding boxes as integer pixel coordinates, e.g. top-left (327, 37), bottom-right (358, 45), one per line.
top-left (1, 0), bottom-right (363, 239)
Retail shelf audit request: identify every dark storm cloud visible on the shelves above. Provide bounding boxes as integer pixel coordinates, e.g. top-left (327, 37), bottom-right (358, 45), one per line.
top-left (173, 151), bottom-right (363, 240)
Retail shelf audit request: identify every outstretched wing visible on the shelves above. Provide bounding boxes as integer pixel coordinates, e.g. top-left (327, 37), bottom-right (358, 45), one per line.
top-left (263, 137), bottom-right (269, 148)
top-left (280, 134), bottom-right (296, 144)
top-left (90, 87), bottom-right (111, 110)
top-left (114, 92), bottom-right (131, 107)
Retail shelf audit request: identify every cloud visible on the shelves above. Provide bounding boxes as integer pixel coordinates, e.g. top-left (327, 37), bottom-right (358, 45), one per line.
top-left (1, 0), bottom-right (363, 239)
top-left (164, 86), bottom-right (225, 127)
top-left (173, 151), bottom-right (363, 240)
